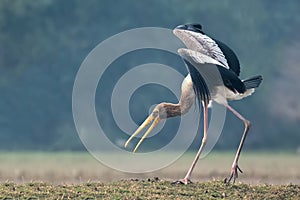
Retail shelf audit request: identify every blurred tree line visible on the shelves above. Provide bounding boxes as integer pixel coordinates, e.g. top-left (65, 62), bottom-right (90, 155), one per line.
top-left (0, 0), bottom-right (299, 151)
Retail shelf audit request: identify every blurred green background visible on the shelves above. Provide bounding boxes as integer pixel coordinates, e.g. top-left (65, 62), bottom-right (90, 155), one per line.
top-left (0, 0), bottom-right (299, 152)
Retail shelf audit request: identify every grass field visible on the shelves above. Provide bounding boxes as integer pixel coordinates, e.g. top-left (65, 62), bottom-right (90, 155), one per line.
top-left (0, 151), bottom-right (299, 199)
top-left (0, 180), bottom-right (299, 199)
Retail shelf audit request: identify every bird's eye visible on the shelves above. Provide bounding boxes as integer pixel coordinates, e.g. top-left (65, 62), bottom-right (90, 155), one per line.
top-left (152, 110), bottom-right (159, 117)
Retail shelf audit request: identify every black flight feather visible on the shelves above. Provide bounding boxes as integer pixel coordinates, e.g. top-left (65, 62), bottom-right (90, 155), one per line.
top-left (183, 59), bottom-right (211, 105)
top-left (243, 75), bottom-right (263, 89)
top-left (214, 39), bottom-right (241, 77)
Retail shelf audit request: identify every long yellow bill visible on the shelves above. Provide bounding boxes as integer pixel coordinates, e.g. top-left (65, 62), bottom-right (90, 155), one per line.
top-left (124, 115), bottom-right (161, 153)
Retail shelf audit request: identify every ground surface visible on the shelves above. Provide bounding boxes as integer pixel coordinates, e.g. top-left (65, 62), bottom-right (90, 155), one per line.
top-left (0, 151), bottom-right (299, 199)
top-left (0, 179), bottom-right (299, 199)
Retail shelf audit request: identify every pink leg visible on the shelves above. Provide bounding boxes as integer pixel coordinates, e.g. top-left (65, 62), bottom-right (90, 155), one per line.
top-left (173, 103), bottom-right (209, 185)
top-left (224, 104), bottom-right (251, 184)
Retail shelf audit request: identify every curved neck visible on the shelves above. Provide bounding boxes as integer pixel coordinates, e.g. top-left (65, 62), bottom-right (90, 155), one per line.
top-left (162, 90), bottom-right (195, 118)
top-left (162, 74), bottom-right (196, 118)
top-left (162, 103), bottom-right (181, 118)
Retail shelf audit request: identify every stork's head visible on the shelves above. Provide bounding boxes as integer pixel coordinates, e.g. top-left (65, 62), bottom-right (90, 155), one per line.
top-left (124, 103), bottom-right (174, 153)
top-left (150, 103), bottom-right (169, 119)
top-left (175, 23), bottom-right (204, 34)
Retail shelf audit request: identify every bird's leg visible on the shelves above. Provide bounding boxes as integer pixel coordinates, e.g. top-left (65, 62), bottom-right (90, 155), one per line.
top-left (173, 103), bottom-right (208, 185)
top-left (224, 104), bottom-right (250, 184)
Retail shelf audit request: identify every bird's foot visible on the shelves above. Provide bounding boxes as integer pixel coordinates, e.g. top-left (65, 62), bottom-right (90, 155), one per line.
top-left (171, 178), bottom-right (192, 185)
top-left (224, 164), bottom-right (243, 184)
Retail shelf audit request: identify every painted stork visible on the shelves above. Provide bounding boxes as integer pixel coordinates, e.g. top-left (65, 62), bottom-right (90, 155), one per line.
top-left (124, 23), bottom-right (263, 184)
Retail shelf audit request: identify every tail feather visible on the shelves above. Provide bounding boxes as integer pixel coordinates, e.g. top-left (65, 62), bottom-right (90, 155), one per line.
top-left (243, 75), bottom-right (263, 89)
